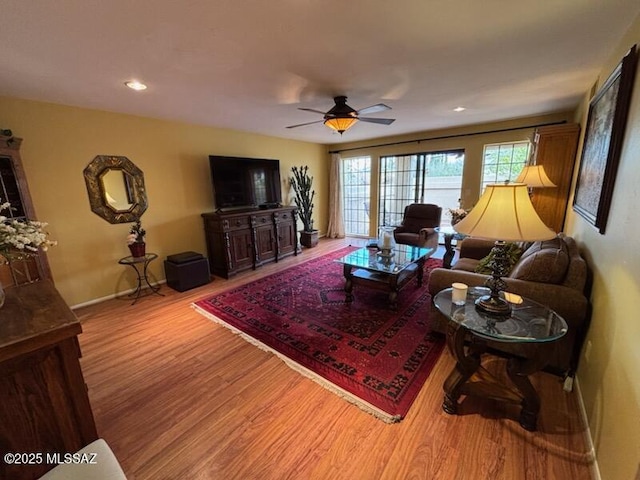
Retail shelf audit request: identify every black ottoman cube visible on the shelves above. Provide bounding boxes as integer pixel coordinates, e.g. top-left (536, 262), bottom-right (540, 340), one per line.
top-left (164, 251), bottom-right (211, 292)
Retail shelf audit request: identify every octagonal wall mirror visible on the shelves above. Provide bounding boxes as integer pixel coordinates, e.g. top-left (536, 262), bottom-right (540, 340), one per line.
top-left (83, 155), bottom-right (148, 224)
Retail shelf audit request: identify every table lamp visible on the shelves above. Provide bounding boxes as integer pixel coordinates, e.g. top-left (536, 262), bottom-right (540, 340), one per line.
top-left (515, 164), bottom-right (556, 188)
top-left (453, 183), bottom-right (556, 316)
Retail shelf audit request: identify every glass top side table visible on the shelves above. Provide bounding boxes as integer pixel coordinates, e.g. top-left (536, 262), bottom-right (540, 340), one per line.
top-left (434, 226), bottom-right (467, 269)
top-left (118, 253), bottom-right (164, 305)
top-left (433, 287), bottom-right (568, 431)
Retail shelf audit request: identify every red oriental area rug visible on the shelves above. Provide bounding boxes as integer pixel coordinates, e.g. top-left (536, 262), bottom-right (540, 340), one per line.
top-left (192, 247), bottom-right (444, 423)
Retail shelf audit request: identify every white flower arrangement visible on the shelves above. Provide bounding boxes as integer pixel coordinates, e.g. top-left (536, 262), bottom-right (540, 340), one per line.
top-left (0, 200), bottom-right (57, 259)
top-left (448, 207), bottom-right (469, 225)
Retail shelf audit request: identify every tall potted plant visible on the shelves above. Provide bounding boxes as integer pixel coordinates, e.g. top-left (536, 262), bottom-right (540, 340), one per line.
top-left (290, 165), bottom-right (318, 248)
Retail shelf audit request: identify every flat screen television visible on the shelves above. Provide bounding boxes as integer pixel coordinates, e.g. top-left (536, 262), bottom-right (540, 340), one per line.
top-left (209, 155), bottom-right (282, 210)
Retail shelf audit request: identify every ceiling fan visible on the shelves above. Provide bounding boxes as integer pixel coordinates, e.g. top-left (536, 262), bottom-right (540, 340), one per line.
top-left (286, 95), bottom-right (396, 134)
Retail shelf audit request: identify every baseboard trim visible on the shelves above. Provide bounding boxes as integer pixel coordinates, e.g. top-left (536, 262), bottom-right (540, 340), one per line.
top-left (70, 280), bottom-right (166, 310)
top-left (574, 374), bottom-right (601, 480)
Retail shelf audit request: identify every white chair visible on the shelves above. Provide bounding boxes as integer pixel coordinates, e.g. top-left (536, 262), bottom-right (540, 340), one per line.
top-left (38, 439), bottom-right (127, 480)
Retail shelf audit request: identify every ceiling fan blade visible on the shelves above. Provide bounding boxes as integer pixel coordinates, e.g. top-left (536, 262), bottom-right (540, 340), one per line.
top-left (358, 117), bottom-right (396, 125)
top-left (357, 103), bottom-right (391, 115)
top-left (286, 120), bottom-right (325, 129)
top-left (298, 108), bottom-right (327, 115)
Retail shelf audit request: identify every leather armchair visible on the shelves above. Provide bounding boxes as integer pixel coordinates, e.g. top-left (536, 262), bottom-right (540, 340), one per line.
top-left (393, 203), bottom-right (442, 248)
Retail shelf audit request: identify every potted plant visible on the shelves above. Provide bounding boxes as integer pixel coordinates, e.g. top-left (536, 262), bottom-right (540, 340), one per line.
top-left (290, 165), bottom-right (318, 248)
top-left (127, 219), bottom-right (146, 258)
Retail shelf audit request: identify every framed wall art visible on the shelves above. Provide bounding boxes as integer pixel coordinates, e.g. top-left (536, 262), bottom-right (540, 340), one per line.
top-left (573, 44), bottom-right (638, 234)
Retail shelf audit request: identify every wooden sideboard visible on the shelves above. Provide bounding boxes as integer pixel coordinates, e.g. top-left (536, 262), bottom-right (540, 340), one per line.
top-left (0, 281), bottom-right (98, 480)
top-left (202, 206), bottom-right (300, 278)
top-left (530, 123), bottom-right (581, 233)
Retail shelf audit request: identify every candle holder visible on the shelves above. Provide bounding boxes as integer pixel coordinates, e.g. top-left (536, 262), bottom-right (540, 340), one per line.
top-left (378, 226), bottom-right (397, 255)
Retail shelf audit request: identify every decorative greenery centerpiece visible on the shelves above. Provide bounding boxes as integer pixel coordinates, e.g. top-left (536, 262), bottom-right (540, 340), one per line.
top-left (0, 199), bottom-right (57, 261)
top-left (290, 165), bottom-right (317, 247)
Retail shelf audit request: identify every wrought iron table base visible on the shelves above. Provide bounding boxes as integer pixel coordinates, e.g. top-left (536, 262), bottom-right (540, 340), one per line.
top-left (118, 253), bottom-right (164, 305)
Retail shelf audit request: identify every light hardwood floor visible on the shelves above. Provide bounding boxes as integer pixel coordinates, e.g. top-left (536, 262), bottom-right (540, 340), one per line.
top-left (75, 238), bottom-right (594, 480)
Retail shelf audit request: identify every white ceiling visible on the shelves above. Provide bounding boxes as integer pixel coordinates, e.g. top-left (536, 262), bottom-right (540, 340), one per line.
top-left (2, 1), bottom-right (639, 145)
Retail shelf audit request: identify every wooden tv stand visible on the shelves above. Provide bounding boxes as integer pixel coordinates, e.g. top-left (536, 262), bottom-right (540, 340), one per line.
top-left (202, 206), bottom-right (300, 278)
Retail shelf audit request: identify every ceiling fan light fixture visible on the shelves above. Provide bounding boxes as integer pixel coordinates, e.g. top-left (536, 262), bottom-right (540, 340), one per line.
top-left (125, 80), bottom-right (147, 91)
top-left (324, 116), bottom-right (358, 134)
top-left (287, 95), bottom-right (394, 134)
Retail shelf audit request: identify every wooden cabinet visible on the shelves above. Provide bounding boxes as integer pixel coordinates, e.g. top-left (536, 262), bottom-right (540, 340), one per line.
top-left (530, 123), bottom-right (580, 233)
top-left (0, 134), bottom-right (52, 285)
top-left (0, 281), bottom-right (98, 480)
top-left (202, 206), bottom-right (299, 278)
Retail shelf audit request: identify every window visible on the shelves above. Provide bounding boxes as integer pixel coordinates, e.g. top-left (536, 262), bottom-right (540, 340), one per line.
top-left (481, 141), bottom-right (531, 191)
top-left (341, 156), bottom-right (371, 236)
top-left (378, 150), bottom-right (464, 228)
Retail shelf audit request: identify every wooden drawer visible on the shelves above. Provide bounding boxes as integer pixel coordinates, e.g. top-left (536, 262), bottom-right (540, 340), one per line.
top-left (252, 213), bottom-right (273, 227)
top-left (276, 210), bottom-right (294, 222)
top-left (222, 215), bottom-right (251, 231)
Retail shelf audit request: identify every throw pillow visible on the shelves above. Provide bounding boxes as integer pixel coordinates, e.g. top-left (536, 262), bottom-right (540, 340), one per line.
top-left (509, 238), bottom-right (569, 284)
top-left (474, 242), bottom-right (523, 275)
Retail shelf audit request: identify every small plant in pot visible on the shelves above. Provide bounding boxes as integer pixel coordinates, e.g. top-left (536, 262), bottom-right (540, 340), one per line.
top-left (290, 165), bottom-right (318, 248)
top-left (127, 219), bottom-right (146, 258)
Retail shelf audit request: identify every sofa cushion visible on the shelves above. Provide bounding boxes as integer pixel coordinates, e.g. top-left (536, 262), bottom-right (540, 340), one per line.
top-left (509, 237), bottom-right (569, 284)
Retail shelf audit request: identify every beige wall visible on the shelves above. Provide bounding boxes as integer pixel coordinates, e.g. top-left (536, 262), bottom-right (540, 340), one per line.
top-left (564, 13), bottom-right (640, 480)
top-left (0, 97), bottom-right (328, 306)
top-left (327, 112), bottom-right (572, 236)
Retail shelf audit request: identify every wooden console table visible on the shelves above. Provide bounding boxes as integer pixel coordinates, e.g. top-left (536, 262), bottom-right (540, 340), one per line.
top-left (0, 281), bottom-right (98, 480)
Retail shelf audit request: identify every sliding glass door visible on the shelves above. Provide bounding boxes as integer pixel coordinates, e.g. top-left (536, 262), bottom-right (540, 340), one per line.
top-left (378, 150), bottom-right (464, 228)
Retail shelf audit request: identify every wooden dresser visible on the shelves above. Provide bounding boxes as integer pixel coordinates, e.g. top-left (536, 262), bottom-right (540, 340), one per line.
top-left (202, 206), bottom-right (300, 278)
top-left (0, 281), bottom-right (98, 480)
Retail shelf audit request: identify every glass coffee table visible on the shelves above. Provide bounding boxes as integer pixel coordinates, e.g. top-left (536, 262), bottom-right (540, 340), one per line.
top-left (336, 245), bottom-right (436, 310)
top-left (433, 287), bottom-right (568, 431)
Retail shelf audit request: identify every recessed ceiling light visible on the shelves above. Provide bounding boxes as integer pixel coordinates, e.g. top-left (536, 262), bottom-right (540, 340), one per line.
top-left (453, 106), bottom-right (466, 112)
top-left (125, 81), bottom-right (147, 91)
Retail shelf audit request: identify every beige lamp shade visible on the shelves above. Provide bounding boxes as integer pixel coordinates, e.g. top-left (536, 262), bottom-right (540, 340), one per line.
top-left (324, 116), bottom-right (358, 134)
top-left (515, 164), bottom-right (556, 188)
top-left (453, 183), bottom-right (556, 241)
